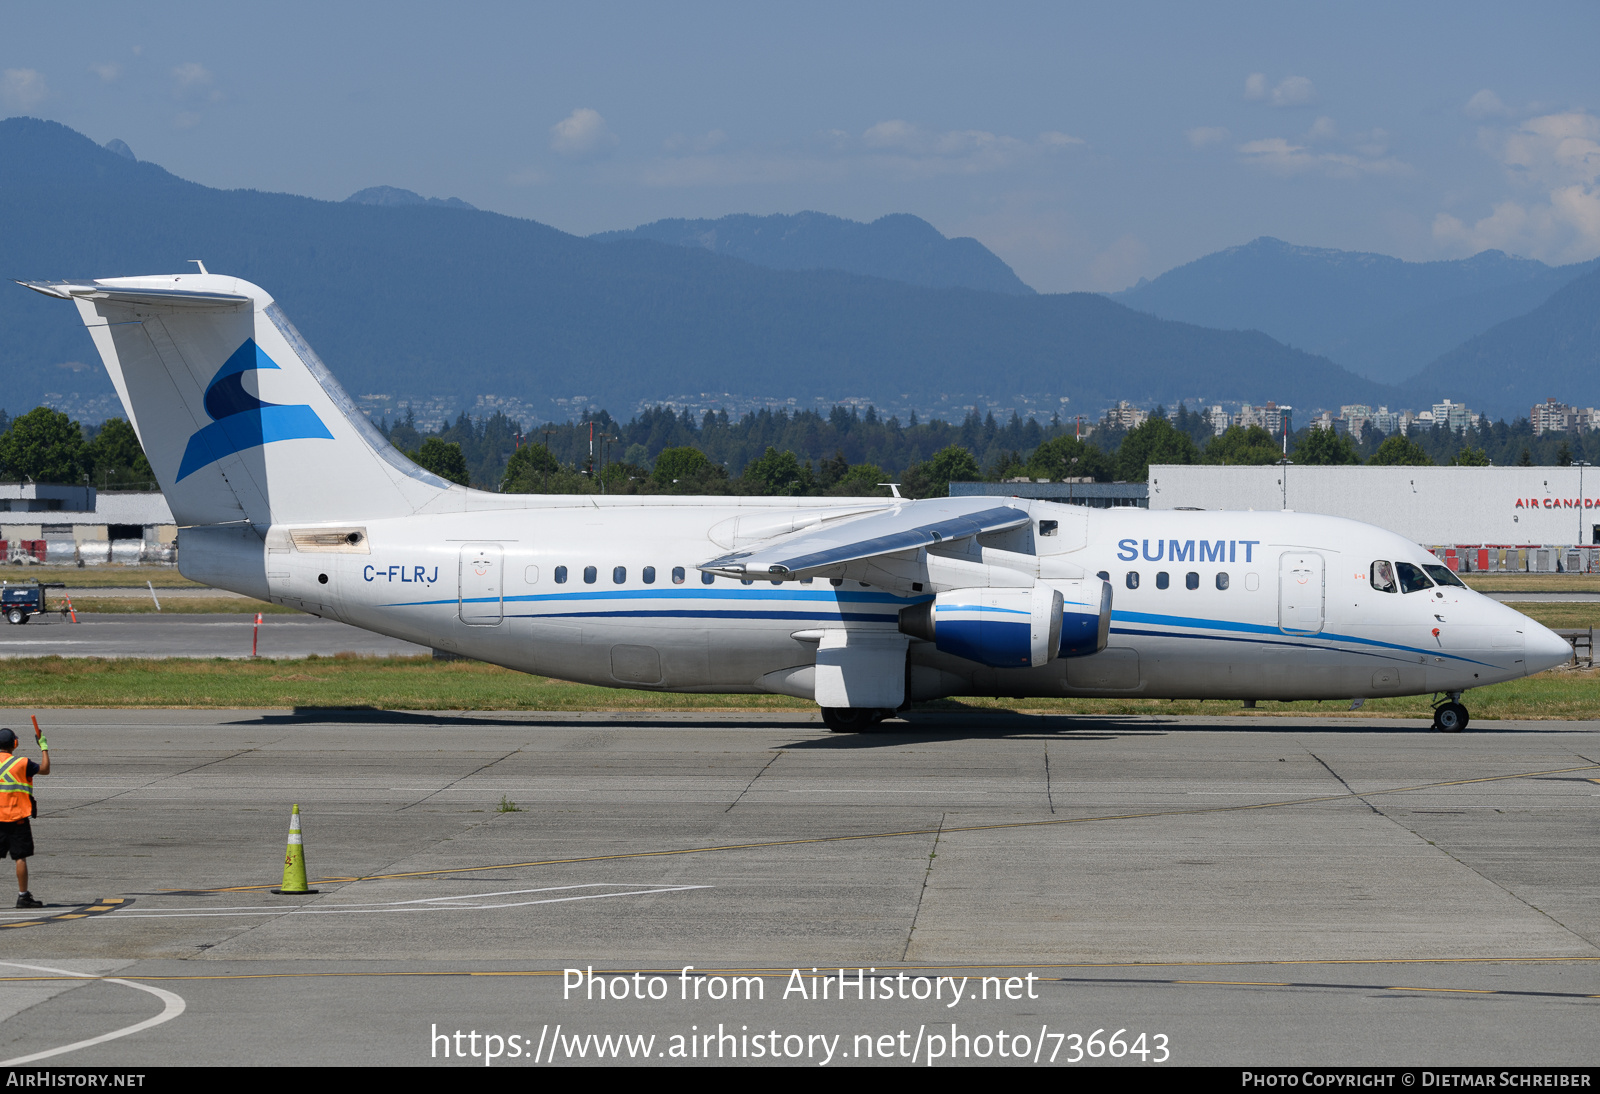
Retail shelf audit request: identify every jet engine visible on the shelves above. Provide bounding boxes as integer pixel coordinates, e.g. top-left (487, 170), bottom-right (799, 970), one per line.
top-left (899, 580), bottom-right (1110, 668)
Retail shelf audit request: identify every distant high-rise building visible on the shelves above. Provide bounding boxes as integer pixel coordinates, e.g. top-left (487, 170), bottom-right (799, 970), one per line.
top-left (1102, 401), bottom-right (1149, 430)
top-left (1431, 399), bottom-right (1477, 432)
top-left (1530, 397), bottom-right (1598, 435)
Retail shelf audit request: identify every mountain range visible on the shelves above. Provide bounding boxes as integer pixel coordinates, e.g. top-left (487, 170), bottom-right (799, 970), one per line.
top-left (592, 212), bottom-right (1035, 296)
top-left (1114, 237), bottom-right (1599, 396)
top-left (0, 117), bottom-right (1395, 424)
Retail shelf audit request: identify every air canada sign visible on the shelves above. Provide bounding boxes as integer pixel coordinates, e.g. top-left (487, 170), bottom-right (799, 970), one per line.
top-left (1514, 497), bottom-right (1596, 509)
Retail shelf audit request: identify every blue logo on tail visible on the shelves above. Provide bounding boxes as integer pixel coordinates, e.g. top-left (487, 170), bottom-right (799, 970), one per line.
top-left (176, 340), bottom-right (334, 481)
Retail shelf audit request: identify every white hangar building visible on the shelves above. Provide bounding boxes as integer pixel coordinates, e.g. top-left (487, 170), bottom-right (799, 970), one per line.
top-left (1, 484), bottom-right (176, 564)
top-left (1148, 465), bottom-right (1598, 573)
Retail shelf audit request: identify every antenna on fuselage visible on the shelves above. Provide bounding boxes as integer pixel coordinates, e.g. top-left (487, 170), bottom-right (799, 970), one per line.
top-left (189, 260), bottom-right (208, 275)
top-left (878, 483), bottom-right (902, 499)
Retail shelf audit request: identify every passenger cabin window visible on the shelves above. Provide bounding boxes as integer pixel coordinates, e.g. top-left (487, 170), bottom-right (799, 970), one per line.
top-left (1185, 571), bottom-right (1199, 590)
top-left (701, 571), bottom-right (715, 585)
top-left (643, 566), bottom-right (656, 584)
top-left (1423, 564), bottom-right (1467, 589)
top-left (554, 566), bottom-right (568, 584)
top-left (1155, 571), bottom-right (1170, 590)
top-left (612, 566), bottom-right (626, 584)
top-left (1371, 561), bottom-right (1397, 593)
top-left (583, 566), bottom-right (597, 584)
top-left (671, 566), bottom-right (685, 584)
top-left (1038, 520), bottom-right (1058, 537)
top-left (1125, 572), bottom-right (1140, 590)
top-left (1396, 562), bottom-right (1433, 594)
top-left (1215, 572), bottom-right (1229, 591)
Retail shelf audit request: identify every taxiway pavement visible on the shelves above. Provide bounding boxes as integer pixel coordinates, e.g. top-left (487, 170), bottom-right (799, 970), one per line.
top-left (0, 613), bottom-right (429, 659)
top-left (0, 709), bottom-right (1595, 1067)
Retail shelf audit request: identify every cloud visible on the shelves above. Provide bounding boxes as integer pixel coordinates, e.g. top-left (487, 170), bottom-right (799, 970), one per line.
top-left (639, 121), bottom-right (1081, 187)
top-left (1237, 136), bottom-right (1407, 179)
top-left (855, 120), bottom-right (1080, 175)
top-left (171, 62), bottom-right (221, 104)
top-left (1245, 72), bottom-right (1317, 107)
top-left (1186, 126), bottom-right (1230, 148)
top-left (172, 62), bottom-right (211, 90)
top-left (1464, 89), bottom-right (1512, 120)
top-left (2, 69), bottom-right (47, 110)
top-left (1499, 111), bottom-right (1600, 187)
top-left (1037, 131), bottom-right (1085, 149)
top-left (1270, 76), bottom-right (1316, 107)
top-left (550, 107), bottom-right (618, 159)
top-left (1434, 110), bottom-right (1600, 262)
top-left (1307, 115), bottom-right (1338, 141)
top-left (89, 62), bottom-right (122, 83)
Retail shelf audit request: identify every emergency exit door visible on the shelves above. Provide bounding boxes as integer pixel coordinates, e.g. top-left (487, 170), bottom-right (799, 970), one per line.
top-left (1278, 552), bottom-right (1324, 636)
top-left (459, 544), bottom-right (504, 625)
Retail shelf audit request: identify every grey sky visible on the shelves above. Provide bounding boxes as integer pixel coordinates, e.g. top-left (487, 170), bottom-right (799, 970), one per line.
top-left (4, 1), bottom-right (1597, 291)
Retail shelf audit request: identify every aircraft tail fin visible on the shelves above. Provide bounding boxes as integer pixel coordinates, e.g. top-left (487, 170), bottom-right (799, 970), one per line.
top-left (18, 274), bottom-right (455, 527)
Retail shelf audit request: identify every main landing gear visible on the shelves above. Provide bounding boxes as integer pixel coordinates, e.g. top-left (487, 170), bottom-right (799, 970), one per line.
top-left (820, 707), bottom-right (894, 733)
top-left (1432, 692), bottom-right (1470, 733)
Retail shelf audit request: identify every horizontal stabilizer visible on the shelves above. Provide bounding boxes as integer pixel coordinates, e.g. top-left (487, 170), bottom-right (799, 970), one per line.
top-left (700, 498), bottom-right (1029, 579)
top-left (19, 280), bottom-right (252, 308)
top-left (18, 272), bottom-right (455, 527)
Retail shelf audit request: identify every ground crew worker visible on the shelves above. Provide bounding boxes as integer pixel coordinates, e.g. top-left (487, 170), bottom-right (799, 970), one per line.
top-left (0, 724), bottom-right (50, 909)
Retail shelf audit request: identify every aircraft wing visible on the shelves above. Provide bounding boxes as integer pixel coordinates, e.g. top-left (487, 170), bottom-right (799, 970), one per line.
top-left (699, 497), bottom-right (1030, 580)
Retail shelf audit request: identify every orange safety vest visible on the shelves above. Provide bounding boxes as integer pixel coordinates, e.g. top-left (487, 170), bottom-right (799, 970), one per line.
top-left (0, 752), bottom-right (33, 822)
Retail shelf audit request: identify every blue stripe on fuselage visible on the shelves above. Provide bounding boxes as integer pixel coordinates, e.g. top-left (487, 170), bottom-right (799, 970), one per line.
top-left (1111, 609), bottom-right (1494, 667)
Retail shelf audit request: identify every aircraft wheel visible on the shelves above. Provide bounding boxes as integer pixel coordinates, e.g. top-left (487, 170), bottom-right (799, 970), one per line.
top-left (820, 707), bottom-right (875, 733)
top-left (6, 608), bottom-right (26, 625)
top-left (1433, 702), bottom-right (1469, 733)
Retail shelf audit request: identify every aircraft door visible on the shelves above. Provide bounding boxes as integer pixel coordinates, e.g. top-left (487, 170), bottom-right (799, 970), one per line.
top-left (459, 544), bottom-right (504, 625)
top-left (1278, 552), bottom-right (1324, 636)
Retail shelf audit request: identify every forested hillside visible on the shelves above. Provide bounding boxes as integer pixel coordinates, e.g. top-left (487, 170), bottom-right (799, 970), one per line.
top-left (0, 118), bottom-right (1391, 423)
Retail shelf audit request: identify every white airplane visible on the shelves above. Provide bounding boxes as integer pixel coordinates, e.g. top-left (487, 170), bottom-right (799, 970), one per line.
top-left (20, 273), bottom-right (1572, 732)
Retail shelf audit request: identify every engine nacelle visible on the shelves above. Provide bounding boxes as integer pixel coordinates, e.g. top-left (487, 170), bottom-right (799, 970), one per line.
top-left (899, 586), bottom-right (1063, 668)
top-left (1053, 578), bottom-right (1112, 658)
top-left (899, 579), bottom-right (1111, 667)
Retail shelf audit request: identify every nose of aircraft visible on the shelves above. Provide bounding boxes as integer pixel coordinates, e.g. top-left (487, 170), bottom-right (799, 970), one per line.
top-left (1524, 620), bottom-right (1574, 675)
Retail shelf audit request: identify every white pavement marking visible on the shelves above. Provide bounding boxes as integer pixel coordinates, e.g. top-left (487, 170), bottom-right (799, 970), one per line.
top-left (0, 961), bottom-right (186, 1065)
top-left (99, 883), bottom-right (712, 919)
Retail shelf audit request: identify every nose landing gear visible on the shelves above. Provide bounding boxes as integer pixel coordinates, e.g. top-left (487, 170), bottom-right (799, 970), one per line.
top-left (1432, 692), bottom-right (1470, 733)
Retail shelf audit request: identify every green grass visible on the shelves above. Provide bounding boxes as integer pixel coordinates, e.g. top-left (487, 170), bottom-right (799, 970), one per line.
top-left (0, 565), bottom-right (202, 588)
top-left (0, 655), bottom-right (1592, 719)
top-left (1462, 573), bottom-right (1600, 593)
top-left (70, 597), bottom-right (299, 615)
top-left (1504, 603), bottom-right (1600, 630)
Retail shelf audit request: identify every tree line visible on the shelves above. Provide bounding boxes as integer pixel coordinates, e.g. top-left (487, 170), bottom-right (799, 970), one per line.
top-left (1, 401), bottom-right (1588, 500)
top-left (377, 402), bottom-right (1599, 499)
top-left (0, 407), bottom-right (154, 488)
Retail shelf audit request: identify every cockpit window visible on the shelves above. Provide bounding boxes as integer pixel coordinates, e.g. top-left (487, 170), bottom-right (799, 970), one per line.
top-left (1423, 564), bottom-right (1466, 589)
top-left (1370, 560), bottom-right (1397, 593)
top-left (1396, 562), bottom-right (1433, 594)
